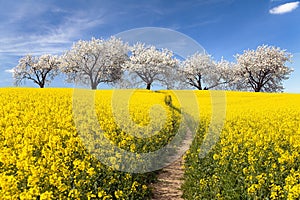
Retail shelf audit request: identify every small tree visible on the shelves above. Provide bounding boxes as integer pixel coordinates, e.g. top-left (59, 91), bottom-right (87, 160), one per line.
top-left (235, 45), bottom-right (293, 92)
top-left (61, 37), bottom-right (128, 89)
top-left (181, 53), bottom-right (214, 90)
top-left (123, 43), bottom-right (178, 90)
top-left (181, 53), bottom-right (235, 90)
top-left (13, 54), bottom-right (60, 88)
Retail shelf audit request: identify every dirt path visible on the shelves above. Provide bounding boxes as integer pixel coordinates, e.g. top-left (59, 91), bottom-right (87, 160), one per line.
top-left (150, 156), bottom-right (185, 200)
top-left (150, 132), bottom-right (192, 200)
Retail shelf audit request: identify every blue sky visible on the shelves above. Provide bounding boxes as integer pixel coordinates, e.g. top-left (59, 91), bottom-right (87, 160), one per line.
top-left (0, 0), bottom-right (299, 92)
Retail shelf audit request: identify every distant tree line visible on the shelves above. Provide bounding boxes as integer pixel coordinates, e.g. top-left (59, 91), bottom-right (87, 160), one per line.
top-left (11, 36), bottom-right (293, 92)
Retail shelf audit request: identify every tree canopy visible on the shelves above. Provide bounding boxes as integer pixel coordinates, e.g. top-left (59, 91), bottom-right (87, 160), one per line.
top-left (10, 37), bottom-right (294, 93)
top-left (13, 54), bottom-right (60, 88)
top-left (123, 43), bottom-right (178, 90)
top-left (60, 37), bottom-right (128, 89)
top-left (235, 45), bottom-right (293, 92)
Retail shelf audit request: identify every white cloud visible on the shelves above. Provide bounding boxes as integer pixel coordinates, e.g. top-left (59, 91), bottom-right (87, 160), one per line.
top-left (5, 68), bottom-right (14, 73)
top-left (0, 11), bottom-right (107, 57)
top-left (269, 1), bottom-right (300, 14)
top-left (0, 0), bottom-right (109, 59)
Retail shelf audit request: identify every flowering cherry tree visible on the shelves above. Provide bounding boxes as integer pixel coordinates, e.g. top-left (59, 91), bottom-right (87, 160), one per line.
top-left (13, 54), bottom-right (60, 88)
top-left (180, 53), bottom-right (235, 90)
top-left (235, 45), bottom-right (293, 92)
top-left (61, 37), bottom-right (128, 89)
top-left (213, 58), bottom-right (241, 90)
top-left (123, 43), bottom-right (178, 90)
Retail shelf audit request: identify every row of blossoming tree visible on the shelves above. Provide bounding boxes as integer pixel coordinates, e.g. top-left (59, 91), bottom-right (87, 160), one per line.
top-left (12, 36), bottom-right (293, 92)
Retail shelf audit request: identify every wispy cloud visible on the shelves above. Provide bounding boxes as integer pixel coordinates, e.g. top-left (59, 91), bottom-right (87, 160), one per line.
top-left (0, 14), bottom-right (106, 56)
top-left (184, 18), bottom-right (220, 29)
top-left (0, 1), bottom-right (108, 58)
top-left (5, 69), bottom-right (14, 73)
top-left (269, 1), bottom-right (300, 14)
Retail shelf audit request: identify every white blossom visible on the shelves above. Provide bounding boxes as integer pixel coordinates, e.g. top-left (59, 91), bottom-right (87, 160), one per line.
top-left (122, 43), bottom-right (178, 90)
top-left (235, 45), bottom-right (293, 92)
top-left (13, 54), bottom-right (60, 88)
top-left (180, 53), bottom-right (236, 90)
top-left (60, 37), bottom-right (128, 89)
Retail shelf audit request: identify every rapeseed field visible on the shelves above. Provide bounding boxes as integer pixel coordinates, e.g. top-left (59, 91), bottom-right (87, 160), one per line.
top-left (0, 88), bottom-right (180, 199)
top-left (183, 91), bottom-right (300, 199)
top-left (0, 88), bottom-right (299, 199)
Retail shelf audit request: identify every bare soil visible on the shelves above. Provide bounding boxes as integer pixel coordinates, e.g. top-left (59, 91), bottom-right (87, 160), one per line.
top-left (150, 156), bottom-right (185, 200)
top-left (150, 131), bottom-right (192, 200)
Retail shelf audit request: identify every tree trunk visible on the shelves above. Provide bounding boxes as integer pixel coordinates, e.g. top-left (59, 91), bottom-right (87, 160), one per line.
top-left (39, 83), bottom-right (44, 88)
top-left (146, 83), bottom-right (151, 90)
top-left (91, 82), bottom-right (97, 90)
top-left (254, 85), bottom-right (261, 92)
top-left (197, 75), bottom-right (202, 90)
top-left (197, 85), bottom-right (202, 90)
